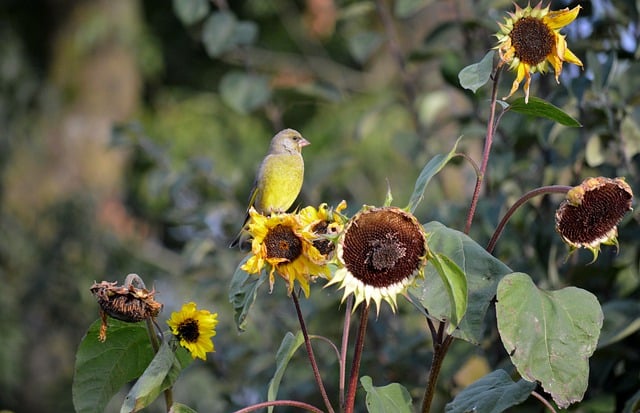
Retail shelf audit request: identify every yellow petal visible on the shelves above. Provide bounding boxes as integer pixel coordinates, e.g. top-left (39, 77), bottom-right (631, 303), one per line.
top-left (544, 6), bottom-right (581, 29)
top-left (563, 46), bottom-right (583, 67)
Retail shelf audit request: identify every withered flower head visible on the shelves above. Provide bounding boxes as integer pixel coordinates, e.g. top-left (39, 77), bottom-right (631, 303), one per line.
top-left (326, 206), bottom-right (428, 314)
top-left (298, 201), bottom-right (348, 257)
top-left (495, 2), bottom-right (583, 103)
top-left (555, 177), bottom-right (633, 261)
top-left (90, 274), bottom-right (162, 342)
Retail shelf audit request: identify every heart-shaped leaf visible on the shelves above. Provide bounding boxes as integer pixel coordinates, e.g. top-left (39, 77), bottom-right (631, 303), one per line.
top-left (361, 376), bottom-right (412, 413)
top-left (496, 273), bottom-right (603, 408)
top-left (458, 51), bottom-right (495, 93)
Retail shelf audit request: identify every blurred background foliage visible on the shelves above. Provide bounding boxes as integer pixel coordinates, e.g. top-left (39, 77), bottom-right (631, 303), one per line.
top-left (0, 0), bottom-right (639, 412)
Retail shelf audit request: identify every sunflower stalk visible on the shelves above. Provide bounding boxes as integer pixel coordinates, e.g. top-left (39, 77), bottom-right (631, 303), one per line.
top-left (144, 317), bottom-right (174, 412)
top-left (345, 304), bottom-right (370, 413)
top-left (421, 319), bottom-right (454, 413)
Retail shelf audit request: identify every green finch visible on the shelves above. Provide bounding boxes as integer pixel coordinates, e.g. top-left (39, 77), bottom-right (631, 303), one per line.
top-left (230, 129), bottom-right (310, 248)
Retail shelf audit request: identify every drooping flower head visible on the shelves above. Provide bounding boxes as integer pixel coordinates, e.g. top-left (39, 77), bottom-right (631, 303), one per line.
top-left (555, 177), bottom-right (633, 261)
top-left (167, 302), bottom-right (218, 360)
top-left (326, 206), bottom-right (428, 314)
top-left (495, 2), bottom-right (583, 103)
top-left (298, 200), bottom-right (348, 258)
top-left (241, 208), bottom-right (330, 297)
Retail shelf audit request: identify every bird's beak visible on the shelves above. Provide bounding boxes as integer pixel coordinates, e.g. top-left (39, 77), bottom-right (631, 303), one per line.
top-left (299, 138), bottom-right (311, 147)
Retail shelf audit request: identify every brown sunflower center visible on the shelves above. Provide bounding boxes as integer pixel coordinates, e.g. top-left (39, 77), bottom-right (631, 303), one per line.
top-left (342, 208), bottom-right (425, 288)
top-left (556, 178), bottom-right (633, 246)
top-left (312, 221), bottom-right (335, 256)
top-left (510, 16), bottom-right (555, 65)
top-left (177, 319), bottom-right (200, 343)
top-left (265, 224), bottom-right (303, 261)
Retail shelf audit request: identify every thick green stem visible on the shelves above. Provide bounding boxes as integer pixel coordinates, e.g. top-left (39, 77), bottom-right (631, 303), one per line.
top-left (345, 304), bottom-right (370, 413)
top-left (292, 292), bottom-right (335, 413)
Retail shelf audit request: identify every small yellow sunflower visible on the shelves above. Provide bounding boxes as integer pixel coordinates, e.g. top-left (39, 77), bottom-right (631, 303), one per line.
top-left (241, 208), bottom-right (330, 297)
top-left (495, 2), bottom-right (583, 103)
top-left (555, 177), bottom-right (633, 261)
top-left (167, 302), bottom-right (218, 360)
top-left (325, 206), bottom-right (428, 314)
top-left (298, 200), bottom-right (348, 257)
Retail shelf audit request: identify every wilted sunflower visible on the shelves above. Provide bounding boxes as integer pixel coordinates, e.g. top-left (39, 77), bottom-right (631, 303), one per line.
top-left (298, 201), bottom-right (347, 257)
top-left (326, 206), bottom-right (428, 314)
top-left (167, 302), bottom-right (218, 360)
top-left (555, 177), bottom-right (633, 261)
top-left (495, 2), bottom-right (583, 103)
top-left (241, 208), bottom-right (330, 297)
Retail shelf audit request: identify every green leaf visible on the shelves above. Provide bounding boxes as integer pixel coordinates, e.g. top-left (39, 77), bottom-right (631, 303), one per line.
top-left (202, 11), bottom-right (238, 57)
top-left (360, 376), bottom-right (412, 413)
top-left (427, 253), bottom-right (467, 334)
top-left (458, 51), bottom-right (495, 93)
top-left (496, 273), bottom-right (603, 408)
top-left (407, 136), bottom-right (462, 213)
top-left (267, 331), bottom-right (305, 413)
top-left (598, 300), bottom-right (640, 348)
top-left (508, 96), bottom-right (582, 127)
top-left (347, 31), bottom-right (383, 64)
top-left (121, 341), bottom-right (177, 413)
top-left (220, 71), bottom-right (271, 114)
top-left (445, 370), bottom-right (536, 413)
top-left (172, 0), bottom-right (209, 25)
top-left (234, 21), bottom-right (259, 46)
top-left (170, 403), bottom-right (198, 413)
top-left (409, 221), bottom-right (512, 344)
top-left (73, 319), bottom-right (155, 413)
top-left (228, 255), bottom-right (266, 331)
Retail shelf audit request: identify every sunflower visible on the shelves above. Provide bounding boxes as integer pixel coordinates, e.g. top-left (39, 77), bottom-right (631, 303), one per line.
top-left (241, 208), bottom-right (330, 297)
top-left (555, 177), bottom-right (633, 262)
top-left (325, 206), bottom-right (428, 314)
top-left (495, 2), bottom-right (583, 103)
top-left (167, 302), bottom-right (218, 360)
top-left (298, 200), bottom-right (348, 257)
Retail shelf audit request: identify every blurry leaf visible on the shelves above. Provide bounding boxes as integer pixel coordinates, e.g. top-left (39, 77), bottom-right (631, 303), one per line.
top-left (202, 11), bottom-right (238, 57)
top-left (407, 136), bottom-right (461, 213)
top-left (360, 376), bottom-right (412, 413)
top-left (585, 134), bottom-right (605, 166)
top-left (267, 331), bottom-right (305, 413)
top-left (73, 320), bottom-right (155, 413)
top-left (458, 51), bottom-right (494, 93)
top-left (496, 273), bottom-right (603, 408)
top-left (394, 0), bottom-right (432, 18)
top-left (234, 21), bottom-right (259, 46)
top-left (293, 82), bottom-right (342, 102)
top-left (170, 403), bottom-right (198, 413)
top-left (445, 370), bottom-right (536, 413)
top-left (409, 222), bottom-right (512, 344)
top-left (121, 341), bottom-right (178, 413)
top-left (428, 253), bottom-right (468, 334)
top-left (598, 300), bottom-right (640, 348)
top-left (347, 31), bottom-right (383, 64)
top-left (220, 71), bottom-right (271, 114)
top-left (173, 0), bottom-right (210, 25)
top-left (623, 389), bottom-right (640, 413)
top-left (508, 97), bottom-right (582, 127)
top-left (621, 115), bottom-right (640, 159)
top-left (229, 255), bottom-right (267, 331)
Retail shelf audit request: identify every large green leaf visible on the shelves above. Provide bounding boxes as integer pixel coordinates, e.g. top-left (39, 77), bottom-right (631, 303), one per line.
top-left (426, 253), bottom-right (467, 334)
top-left (360, 376), bottom-right (412, 413)
top-left (73, 319), bottom-right (155, 413)
top-left (228, 255), bottom-right (267, 331)
top-left (445, 370), bottom-right (536, 413)
top-left (508, 97), bottom-right (582, 127)
top-left (267, 331), bottom-right (305, 413)
top-left (496, 273), bottom-right (603, 408)
top-left (458, 51), bottom-right (494, 93)
top-left (406, 137), bottom-right (462, 214)
top-left (409, 221), bottom-right (512, 344)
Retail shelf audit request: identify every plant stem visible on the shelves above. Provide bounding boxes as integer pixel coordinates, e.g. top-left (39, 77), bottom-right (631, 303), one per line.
top-left (531, 390), bottom-right (558, 413)
top-left (340, 296), bottom-right (354, 410)
top-left (345, 304), bottom-right (370, 413)
top-left (234, 400), bottom-right (324, 413)
top-left (486, 185), bottom-right (571, 253)
top-left (292, 292), bottom-right (335, 413)
top-left (465, 68), bottom-right (502, 235)
top-left (421, 320), bottom-right (454, 413)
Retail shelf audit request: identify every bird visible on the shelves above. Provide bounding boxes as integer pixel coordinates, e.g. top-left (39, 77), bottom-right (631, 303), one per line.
top-left (230, 128), bottom-right (310, 248)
